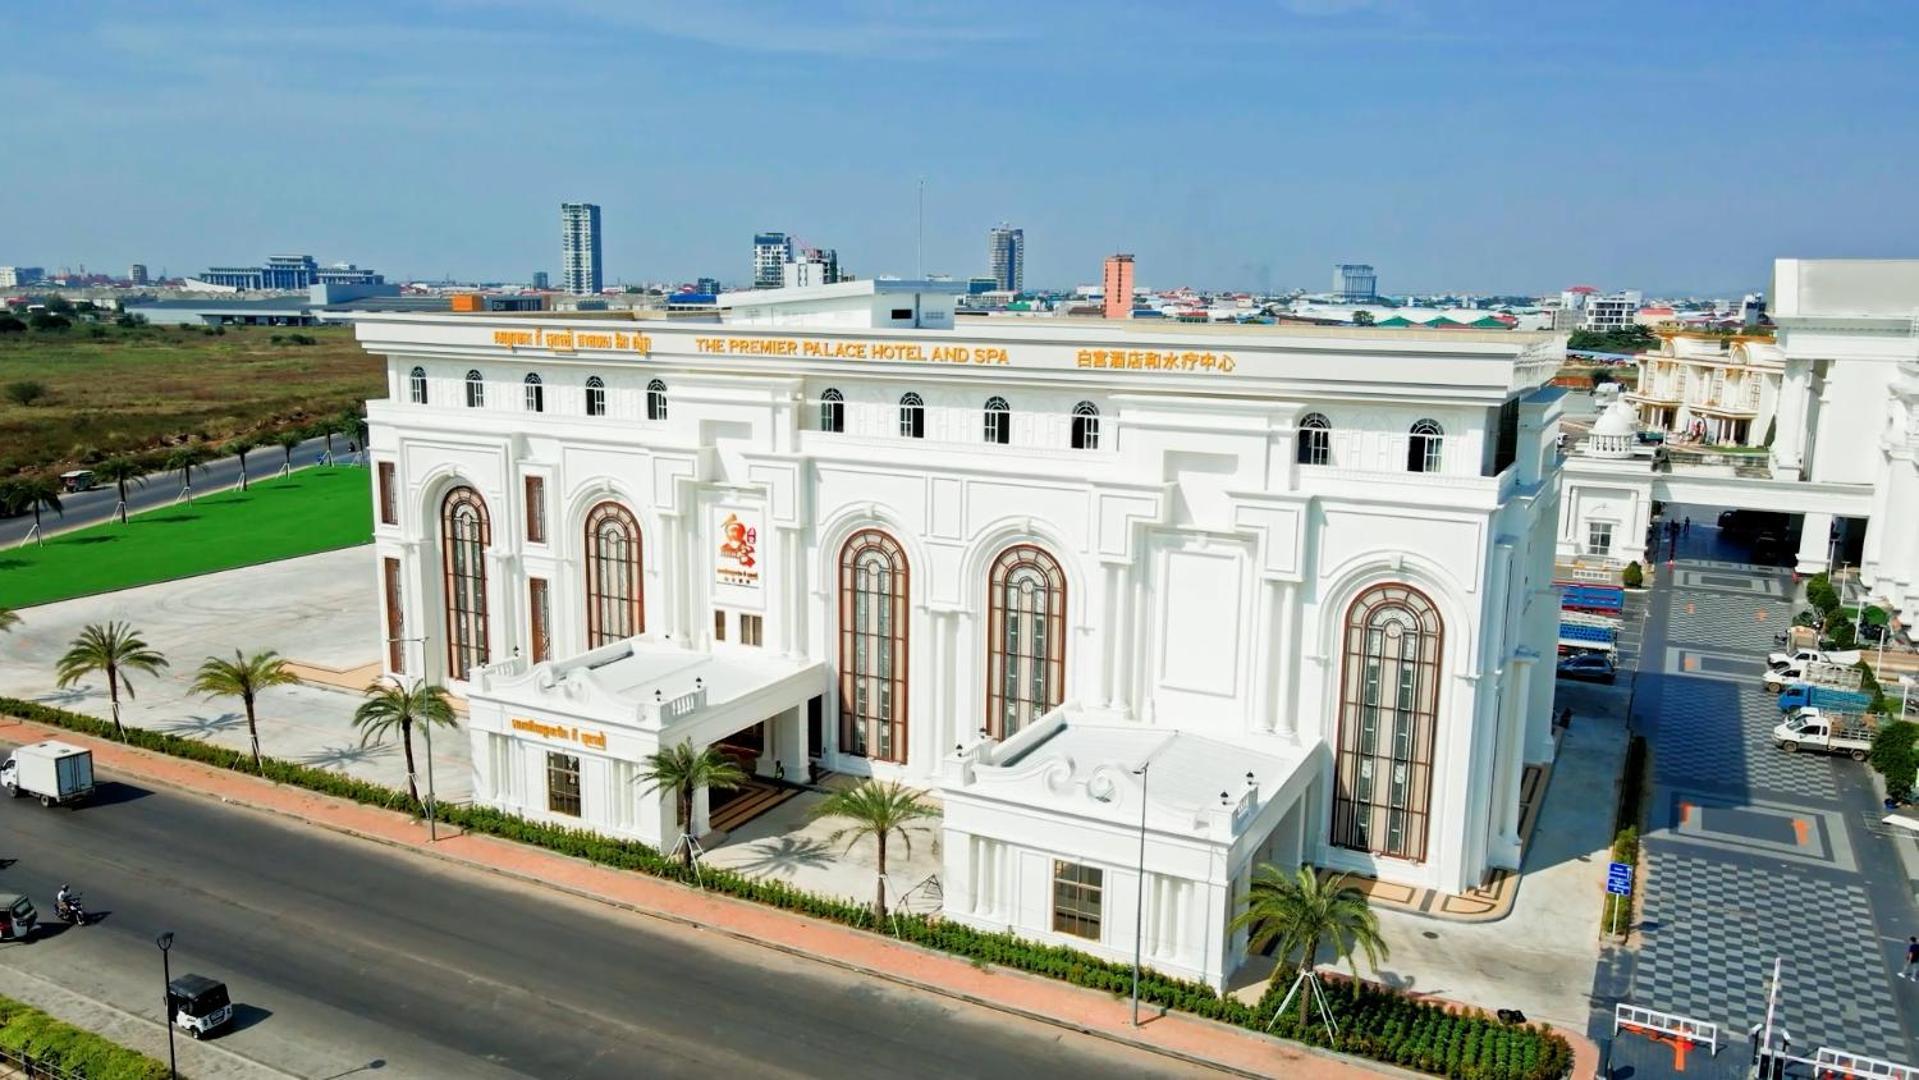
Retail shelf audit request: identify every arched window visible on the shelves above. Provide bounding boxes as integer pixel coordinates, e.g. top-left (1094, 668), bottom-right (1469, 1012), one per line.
top-left (1070, 401), bottom-right (1100, 450)
top-left (983, 397), bottom-right (1010, 445)
top-left (1331, 583), bottom-right (1441, 862)
top-left (899, 393), bottom-right (925, 439)
top-left (820, 388), bottom-right (845, 433)
top-left (523, 373), bottom-right (544, 413)
top-left (584, 501), bottom-right (643, 647)
top-left (839, 529), bottom-right (909, 762)
top-left (585, 376), bottom-right (606, 417)
top-left (647, 378), bottom-right (668, 421)
top-left (1407, 419), bottom-right (1444, 474)
top-left (440, 486), bottom-right (491, 680)
top-left (465, 370), bottom-right (485, 409)
top-left (1298, 412), bottom-right (1332, 466)
top-left (409, 366), bottom-right (428, 405)
top-left (985, 544), bottom-right (1066, 738)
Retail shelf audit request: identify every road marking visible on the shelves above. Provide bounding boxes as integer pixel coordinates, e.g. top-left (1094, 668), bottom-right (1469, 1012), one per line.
top-left (1755, 610), bottom-right (1768, 622)
top-left (1680, 802), bottom-right (1693, 825)
top-left (1794, 819), bottom-right (1811, 846)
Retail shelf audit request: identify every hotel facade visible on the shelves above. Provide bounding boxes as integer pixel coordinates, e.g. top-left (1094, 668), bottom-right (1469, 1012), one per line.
top-left (356, 281), bottom-right (1567, 988)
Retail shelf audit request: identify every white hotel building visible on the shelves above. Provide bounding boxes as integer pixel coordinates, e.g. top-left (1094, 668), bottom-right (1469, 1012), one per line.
top-left (356, 279), bottom-right (1567, 988)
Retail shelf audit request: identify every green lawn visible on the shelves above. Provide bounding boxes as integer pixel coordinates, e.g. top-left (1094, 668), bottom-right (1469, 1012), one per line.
top-left (0, 466), bottom-right (372, 608)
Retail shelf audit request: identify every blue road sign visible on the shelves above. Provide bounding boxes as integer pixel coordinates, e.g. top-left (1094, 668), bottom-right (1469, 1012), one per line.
top-left (1606, 861), bottom-right (1634, 896)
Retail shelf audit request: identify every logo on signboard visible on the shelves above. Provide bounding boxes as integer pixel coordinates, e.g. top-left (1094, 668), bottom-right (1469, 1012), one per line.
top-left (717, 512), bottom-right (759, 589)
top-left (1605, 861), bottom-right (1634, 896)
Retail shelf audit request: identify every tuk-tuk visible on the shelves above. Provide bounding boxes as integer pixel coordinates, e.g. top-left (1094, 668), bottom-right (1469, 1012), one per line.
top-left (0, 894), bottom-right (37, 941)
top-left (59, 469), bottom-right (97, 494)
top-left (166, 974), bottom-right (232, 1039)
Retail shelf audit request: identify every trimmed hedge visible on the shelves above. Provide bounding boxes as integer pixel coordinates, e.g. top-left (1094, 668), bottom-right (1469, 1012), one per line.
top-left (0, 993), bottom-right (169, 1080)
top-left (0, 696), bottom-right (1572, 1079)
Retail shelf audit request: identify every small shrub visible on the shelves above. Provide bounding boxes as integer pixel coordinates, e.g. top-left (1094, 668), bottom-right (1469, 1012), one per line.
top-left (1870, 721), bottom-right (1919, 802)
top-left (4, 380), bottom-right (48, 407)
top-left (1620, 561), bottom-right (1643, 588)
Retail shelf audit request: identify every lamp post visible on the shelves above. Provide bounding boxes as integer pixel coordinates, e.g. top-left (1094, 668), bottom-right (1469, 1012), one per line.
top-left (155, 931), bottom-right (177, 1080)
top-left (1130, 761), bottom-right (1150, 1027)
top-left (1901, 675), bottom-right (1914, 717)
top-left (385, 635), bottom-right (437, 842)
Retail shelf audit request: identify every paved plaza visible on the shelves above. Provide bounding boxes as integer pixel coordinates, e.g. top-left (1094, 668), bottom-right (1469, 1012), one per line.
top-left (1596, 509), bottom-right (1919, 1071)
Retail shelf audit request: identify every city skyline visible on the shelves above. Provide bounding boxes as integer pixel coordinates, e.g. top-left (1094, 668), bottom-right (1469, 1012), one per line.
top-left (3, 1), bottom-right (1915, 295)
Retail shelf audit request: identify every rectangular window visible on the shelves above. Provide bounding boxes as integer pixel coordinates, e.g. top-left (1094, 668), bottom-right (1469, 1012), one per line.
top-left (382, 557), bottom-right (405, 672)
top-left (529, 577), bottom-right (551, 663)
top-left (713, 609), bottom-right (727, 641)
top-left (889, 307), bottom-right (913, 320)
top-left (1051, 861), bottom-right (1103, 939)
top-left (739, 613), bottom-right (762, 647)
top-left (1588, 521), bottom-right (1614, 557)
top-left (807, 695), bottom-right (823, 759)
top-left (546, 752), bottom-right (581, 817)
top-left (524, 476), bottom-right (546, 544)
top-left (377, 462), bottom-right (397, 525)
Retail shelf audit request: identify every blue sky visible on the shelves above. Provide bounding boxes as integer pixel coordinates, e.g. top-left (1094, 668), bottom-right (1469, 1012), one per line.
top-left (5, 1), bottom-right (1915, 295)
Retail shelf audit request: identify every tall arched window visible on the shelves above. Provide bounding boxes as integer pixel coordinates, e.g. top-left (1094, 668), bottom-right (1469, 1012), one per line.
top-left (1070, 401), bottom-right (1100, 450)
top-left (440, 486), bottom-right (491, 680)
top-left (584, 501), bottom-right (643, 647)
top-left (985, 544), bottom-right (1066, 738)
top-left (1298, 412), bottom-right (1332, 466)
top-left (647, 378), bottom-right (668, 421)
top-left (1407, 419), bottom-right (1444, 474)
top-left (839, 529), bottom-right (909, 762)
top-left (465, 370), bottom-right (485, 408)
top-left (983, 396), bottom-right (1010, 444)
top-left (899, 393), bottom-right (925, 439)
top-left (820, 388), bottom-right (845, 433)
top-left (1331, 583), bottom-right (1441, 862)
top-left (585, 376), bottom-right (606, 417)
top-left (523, 373), bottom-right (544, 413)
top-left (409, 366), bottom-right (428, 405)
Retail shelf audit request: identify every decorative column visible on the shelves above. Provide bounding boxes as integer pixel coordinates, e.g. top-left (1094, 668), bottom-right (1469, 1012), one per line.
top-left (1795, 512), bottom-right (1835, 575)
top-left (487, 550), bottom-right (519, 665)
top-left (1099, 562), bottom-right (1122, 707)
top-left (1771, 357), bottom-right (1814, 480)
top-left (1496, 657), bottom-right (1535, 859)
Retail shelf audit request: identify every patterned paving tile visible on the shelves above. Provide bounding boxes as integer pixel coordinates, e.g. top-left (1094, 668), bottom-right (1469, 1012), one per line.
top-left (1651, 675), bottom-right (1838, 802)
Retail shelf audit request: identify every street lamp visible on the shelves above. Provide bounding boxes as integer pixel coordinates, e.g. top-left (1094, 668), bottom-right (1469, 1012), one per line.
top-left (155, 931), bottom-right (177, 1080)
top-left (1130, 761), bottom-right (1150, 1027)
top-left (385, 635), bottom-right (438, 842)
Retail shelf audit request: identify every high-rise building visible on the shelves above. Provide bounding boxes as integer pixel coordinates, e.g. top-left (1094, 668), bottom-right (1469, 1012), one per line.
top-left (781, 246), bottom-right (845, 289)
top-left (532, 271), bottom-right (550, 290)
top-left (1333, 264), bottom-right (1377, 303)
top-left (696, 276), bottom-right (721, 295)
top-left (754, 232), bottom-right (793, 289)
top-left (561, 203), bottom-right (603, 296)
top-left (0, 267), bottom-right (42, 288)
top-left (988, 224), bottom-right (1024, 293)
top-left (1102, 254), bottom-right (1135, 319)
top-left (128, 263), bottom-right (149, 286)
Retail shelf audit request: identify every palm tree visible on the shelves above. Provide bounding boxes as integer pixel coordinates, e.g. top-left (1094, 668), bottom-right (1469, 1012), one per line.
top-left (0, 608), bottom-right (18, 633)
top-left (2, 475), bottom-right (62, 544)
top-left (163, 445), bottom-right (212, 500)
top-left (1230, 866), bottom-right (1389, 1025)
top-left (226, 436), bottom-right (259, 492)
top-left (351, 679), bottom-right (458, 806)
top-left (54, 622), bottom-right (169, 739)
top-left (635, 740), bottom-right (746, 869)
top-left (191, 649), bottom-right (300, 771)
top-left (274, 430), bottom-right (303, 474)
top-left (308, 419), bottom-right (338, 461)
top-left (810, 780), bottom-right (937, 920)
top-left (92, 456), bottom-right (148, 524)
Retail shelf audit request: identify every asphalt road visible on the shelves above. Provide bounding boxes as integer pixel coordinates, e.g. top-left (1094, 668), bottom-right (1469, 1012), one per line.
top-left (0, 766), bottom-right (1206, 1080)
top-left (0, 434), bottom-right (340, 547)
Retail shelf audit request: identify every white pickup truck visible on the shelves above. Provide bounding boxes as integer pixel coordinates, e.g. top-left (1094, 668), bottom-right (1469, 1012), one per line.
top-left (1773, 707), bottom-right (1874, 760)
top-left (1767, 647), bottom-right (1863, 671)
top-left (1763, 659), bottom-right (1866, 693)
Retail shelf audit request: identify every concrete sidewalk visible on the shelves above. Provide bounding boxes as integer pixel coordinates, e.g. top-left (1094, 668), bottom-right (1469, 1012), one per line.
top-left (0, 712), bottom-right (1566, 1080)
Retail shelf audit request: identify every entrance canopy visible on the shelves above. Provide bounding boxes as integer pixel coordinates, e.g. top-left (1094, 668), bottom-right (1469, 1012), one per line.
top-left (471, 637), bottom-right (827, 753)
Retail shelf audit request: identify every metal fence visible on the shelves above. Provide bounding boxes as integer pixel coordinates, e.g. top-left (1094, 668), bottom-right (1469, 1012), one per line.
top-left (0, 1046), bottom-right (89, 1080)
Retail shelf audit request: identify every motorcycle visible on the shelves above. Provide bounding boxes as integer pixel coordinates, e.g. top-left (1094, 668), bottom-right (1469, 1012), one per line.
top-left (54, 894), bottom-right (87, 927)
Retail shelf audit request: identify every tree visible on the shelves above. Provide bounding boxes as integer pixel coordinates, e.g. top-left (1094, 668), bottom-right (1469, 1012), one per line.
top-left (1870, 721), bottom-right (1919, 802)
top-left (351, 679), bottom-right (458, 807)
top-left (92, 456), bottom-right (148, 525)
top-left (27, 312), bottom-right (70, 332)
top-left (1351, 310), bottom-right (1375, 327)
top-left (274, 429), bottom-right (303, 473)
top-left (0, 608), bottom-right (18, 634)
top-left (163, 444), bottom-right (212, 498)
top-left (810, 780), bottom-right (938, 920)
top-left (0, 314), bottom-right (25, 334)
top-left (636, 740), bottom-right (746, 869)
top-left (227, 436), bottom-right (260, 492)
top-left (1, 475), bottom-right (62, 543)
top-left (54, 622), bottom-right (168, 739)
top-left (1230, 866), bottom-right (1389, 1024)
top-left (4, 381), bottom-right (48, 407)
top-left (307, 419), bottom-right (340, 460)
top-left (191, 650), bottom-right (300, 771)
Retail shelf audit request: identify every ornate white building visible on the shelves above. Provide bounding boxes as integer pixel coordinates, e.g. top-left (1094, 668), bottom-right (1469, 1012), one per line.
top-left (1625, 332), bottom-right (1784, 447)
top-left (356, 279), bottom-right (1567, 988)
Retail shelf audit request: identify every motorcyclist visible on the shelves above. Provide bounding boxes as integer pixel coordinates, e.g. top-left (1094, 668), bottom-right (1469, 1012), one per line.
top-left (55, 884), bottom-right (74, 919)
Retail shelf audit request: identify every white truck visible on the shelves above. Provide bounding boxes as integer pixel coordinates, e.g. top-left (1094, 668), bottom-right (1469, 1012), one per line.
top-left (1, 742), bottom-right (95, 807)
top-left (1767, 647), bottom-right (1863, 672)
top-left (1773, 707), bottom-right (1874, 760)
top-left (1763, 659), bottom-right (1865, 693)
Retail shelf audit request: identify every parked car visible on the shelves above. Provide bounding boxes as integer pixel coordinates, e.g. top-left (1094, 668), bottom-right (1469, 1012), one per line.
top-left (1558, 653), bottom-right (1617, 684)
